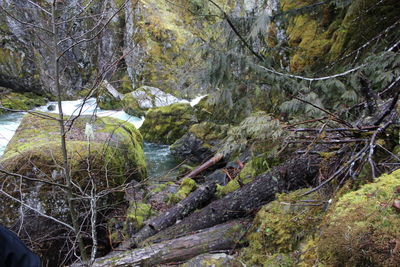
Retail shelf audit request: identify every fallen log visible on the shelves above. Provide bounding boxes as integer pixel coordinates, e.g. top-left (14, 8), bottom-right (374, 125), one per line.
top-left (144, 154), bottom-right (320, 244)
top-left (122, 180), bottom-right (217, 248)
top-left (80, 219), bottom-right (251, 267)
top-left (183, 153), bottom-right (224, 179)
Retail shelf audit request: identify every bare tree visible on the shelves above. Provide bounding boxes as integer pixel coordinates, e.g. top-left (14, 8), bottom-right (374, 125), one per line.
top-left (0, 0), bottom-right (143, 265)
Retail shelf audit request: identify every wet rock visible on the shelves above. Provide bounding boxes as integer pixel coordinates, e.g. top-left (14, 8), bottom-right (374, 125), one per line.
top-left (171, 121), bottom-right (229, 163)
top-left (47, 104), bottom-right (56, 111)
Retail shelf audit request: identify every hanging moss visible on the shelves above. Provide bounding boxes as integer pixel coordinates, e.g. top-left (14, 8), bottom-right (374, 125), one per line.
top-left (303, 169), bottom-right (400, 267)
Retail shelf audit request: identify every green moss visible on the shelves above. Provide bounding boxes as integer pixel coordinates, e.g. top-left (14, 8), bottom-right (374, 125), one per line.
top-left (121, 92), bottom-right (145, 117)
top-left (0, 92), bottom-right (46, 114)
top-left (140, 103), bottom-right (194, 144)
top-left (240, 189), bottom-right (326, 266)
top-left (217, 153), bottom-right (282, 197)
top-left (168, 178), bottom-right (197, 203)
top-left (126, 202), bottom-right (154, 230)
top-left (309, 169), bottom-right (400, 266)
top-left (281, 0), bottom-right (399, 71)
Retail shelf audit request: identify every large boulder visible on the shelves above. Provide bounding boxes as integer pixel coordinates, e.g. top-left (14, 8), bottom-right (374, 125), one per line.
top-left (122, 86), bottom-right (184, 117)
top-left (0, 112), bottom-right (146, 265)
top-left (171, 121), bottom-right (229, 163)
top-left (140, 103), bottom-right (195, 144)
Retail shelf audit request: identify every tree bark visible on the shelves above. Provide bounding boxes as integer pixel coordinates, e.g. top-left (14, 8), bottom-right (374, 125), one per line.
top-left (79, 219), bottom-right (250, 267)
top-left (123, 180), bottom-right (217, 248)
top-left (144, 155), bottom-right (320, 244)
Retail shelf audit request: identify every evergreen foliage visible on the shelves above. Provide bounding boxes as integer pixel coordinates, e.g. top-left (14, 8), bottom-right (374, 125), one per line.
top-left (187, 0), bottom-right (400, 124)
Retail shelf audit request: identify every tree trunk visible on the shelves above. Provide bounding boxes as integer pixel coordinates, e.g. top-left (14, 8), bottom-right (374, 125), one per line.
top-left (143, 155), bottom-right (320, 245)
top-left (124, 180), bottom-right (217, 248)
top-left (78, 219), bottom-right (250, 267)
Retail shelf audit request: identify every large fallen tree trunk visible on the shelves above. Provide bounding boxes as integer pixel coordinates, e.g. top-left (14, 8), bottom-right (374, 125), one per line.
top-left (142, 154), bottom-right (320, 245)
top-left (122, 180), bottom-right (217, 248)
top-left (82, 219), bottom-right (250, 267)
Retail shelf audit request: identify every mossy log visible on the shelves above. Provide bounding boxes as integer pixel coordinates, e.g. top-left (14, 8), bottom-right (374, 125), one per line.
top-left (146, 155), bottom-right (320, 243)
top-left (83, 219), bottom-right (250, 267)
top-left (125, 180), bottom-right (217, 248)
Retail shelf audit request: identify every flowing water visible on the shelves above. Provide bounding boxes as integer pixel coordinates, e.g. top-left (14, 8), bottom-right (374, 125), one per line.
top-left (0, 96), bottom-right (207, 178)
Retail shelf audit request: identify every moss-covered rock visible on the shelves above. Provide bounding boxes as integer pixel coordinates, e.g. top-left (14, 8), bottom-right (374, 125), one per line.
top-left (122, 86), bottom-right (182, 117)
top-left (171, 121), bottom-right (229, 163)
top-left (1, 112), bottom-right (146, 180)
top-left (0, 91), bottom-right (46, 114)
top-left (0, 112), bottom-right (146, 261)
top-left (240, 189), bottom-right (326, 266)
top-left (303, 169), bottom-right (400, 267)
top-left (140, 102), bottom-right (195, 144)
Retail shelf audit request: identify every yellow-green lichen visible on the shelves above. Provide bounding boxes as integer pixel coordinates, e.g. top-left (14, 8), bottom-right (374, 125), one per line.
top-left (281, 0), bottom-right (400, 71)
